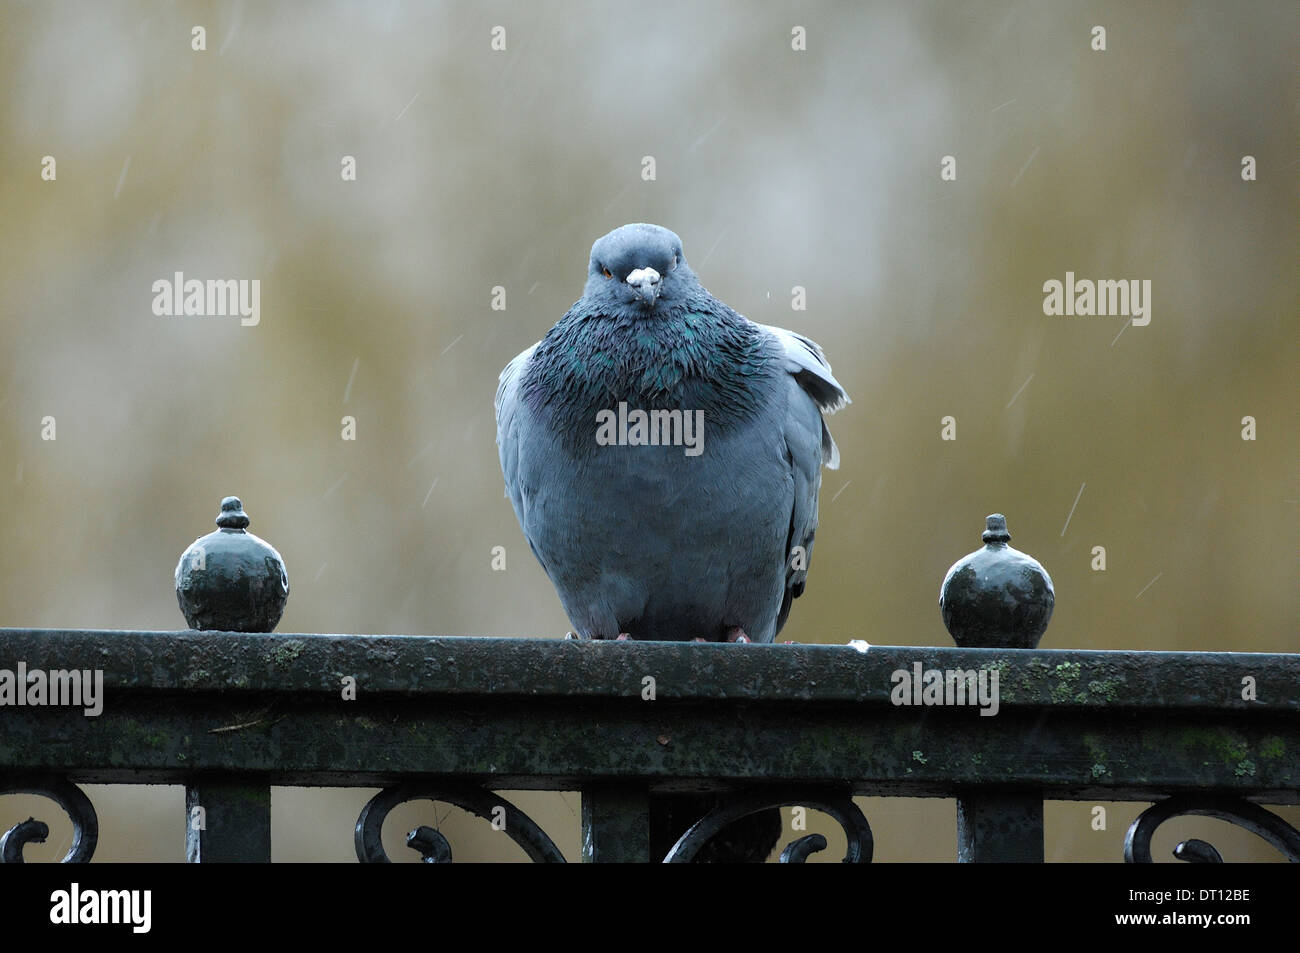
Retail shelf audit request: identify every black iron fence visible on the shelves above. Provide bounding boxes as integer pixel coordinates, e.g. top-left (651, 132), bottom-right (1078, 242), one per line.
top-left (2, 502), bottom-right (1297, 862)
top-left (2, 629), bottom-right (1297, 862)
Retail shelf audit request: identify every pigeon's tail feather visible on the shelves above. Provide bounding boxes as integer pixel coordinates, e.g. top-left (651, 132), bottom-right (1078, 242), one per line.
top-left (820, 419), bottom-right (840, 470)
top-left (775, 580), bottom-right (797, 633)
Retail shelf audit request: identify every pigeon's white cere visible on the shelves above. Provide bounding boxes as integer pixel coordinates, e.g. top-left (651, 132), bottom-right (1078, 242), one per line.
top-left (626, 267), bottom-right (660, 287)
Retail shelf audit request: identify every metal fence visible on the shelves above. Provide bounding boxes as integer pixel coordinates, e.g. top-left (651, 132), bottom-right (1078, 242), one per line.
top-left (2, 629), bottom-right (1297, 862)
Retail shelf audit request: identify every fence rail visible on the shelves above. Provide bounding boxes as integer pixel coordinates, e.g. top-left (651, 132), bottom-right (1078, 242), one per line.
top-left (2, 629), bottom-right (1297, 862)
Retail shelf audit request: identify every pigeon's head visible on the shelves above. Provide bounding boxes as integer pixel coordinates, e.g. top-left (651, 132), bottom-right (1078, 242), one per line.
top-left (585, 223), bottom-right (695, 313)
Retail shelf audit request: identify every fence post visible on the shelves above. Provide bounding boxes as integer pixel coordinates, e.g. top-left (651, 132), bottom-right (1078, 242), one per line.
top-left (581, 784), bottom-right (651, 862)
top-left (942, 513), bottom-right (1054, 862)
top-left (186, 780), bottom-right (272, 863)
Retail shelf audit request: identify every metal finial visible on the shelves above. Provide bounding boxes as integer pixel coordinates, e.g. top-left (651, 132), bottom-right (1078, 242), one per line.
top-left (215, 497), bottom-right (251, 530)
top-left (176, 496), bottom-right (289, 632)
top-left (940, 513), bottom-right (1054, 648)
top-left (981, 513), bottom-right (1011, 544)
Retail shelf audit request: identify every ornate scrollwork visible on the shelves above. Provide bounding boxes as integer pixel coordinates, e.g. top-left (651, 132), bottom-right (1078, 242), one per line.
top-left (663, 789), bottom-right (873, 863)
top-left (0, 775), bottom-right (99, 863)
top-left (1124, 795), bottom-right (1300, 863)
top-left (354, 782), bottom-right (566, 863)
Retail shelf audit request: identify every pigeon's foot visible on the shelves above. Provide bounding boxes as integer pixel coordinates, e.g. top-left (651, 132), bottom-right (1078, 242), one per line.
top-left (564, 631), bottom-right (592, 641)
top-left (723, 627), bottom-right (751, 644)
top-left (614, 633), bottom-right (632, 641)
top-left (691, 637), bottom-right (709, 643)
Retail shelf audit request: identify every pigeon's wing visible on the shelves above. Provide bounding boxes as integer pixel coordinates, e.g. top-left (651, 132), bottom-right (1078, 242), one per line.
top-left (757, 324), bottom-right (850, 635)
top-left (495, 342), bottom-right (538, 528)
top-left (757, 322), bottom-right (849, 468)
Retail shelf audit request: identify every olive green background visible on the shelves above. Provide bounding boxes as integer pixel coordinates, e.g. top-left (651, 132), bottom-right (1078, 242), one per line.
top-left (1, 1), bottom-right (1295, 862)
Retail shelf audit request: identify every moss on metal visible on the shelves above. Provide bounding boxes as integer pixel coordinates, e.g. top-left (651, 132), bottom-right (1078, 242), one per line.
top-left (0, 630), bottom-right (1293, 806)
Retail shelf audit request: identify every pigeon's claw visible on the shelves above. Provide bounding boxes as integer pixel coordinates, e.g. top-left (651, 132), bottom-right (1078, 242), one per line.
top-left (615, 633), bottom-right (632, 641)
top-left (724, 627), bottom-right (751, 643)
top-left (564, 631), bottom-right (589, 641)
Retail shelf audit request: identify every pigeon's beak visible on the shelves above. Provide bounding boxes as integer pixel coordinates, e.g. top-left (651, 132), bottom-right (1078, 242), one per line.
top-left (626, 267), bottom-right (661, 305)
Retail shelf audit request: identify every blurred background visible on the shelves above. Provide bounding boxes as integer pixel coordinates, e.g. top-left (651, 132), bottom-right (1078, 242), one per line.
top-left (1, 0), bottom-right (1295, 862)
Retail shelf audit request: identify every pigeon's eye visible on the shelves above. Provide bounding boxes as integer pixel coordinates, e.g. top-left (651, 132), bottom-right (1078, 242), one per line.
top-left (602, 267), bottom-right (613, 279)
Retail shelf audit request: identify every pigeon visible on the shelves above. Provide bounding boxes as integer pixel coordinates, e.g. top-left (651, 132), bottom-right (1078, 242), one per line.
top-left (495, 223), bottom-right (849, 861)
top-left (495, 223), bottom-right (848, 645)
